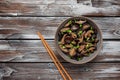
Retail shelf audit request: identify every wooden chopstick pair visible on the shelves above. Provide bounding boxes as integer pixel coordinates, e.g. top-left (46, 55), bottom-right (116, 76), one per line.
top-left (37, 32), bottom-right (72, 80)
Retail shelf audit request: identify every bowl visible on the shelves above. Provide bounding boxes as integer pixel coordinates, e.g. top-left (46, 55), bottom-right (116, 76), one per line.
top-left (55, 16), bottom-right (103, 64)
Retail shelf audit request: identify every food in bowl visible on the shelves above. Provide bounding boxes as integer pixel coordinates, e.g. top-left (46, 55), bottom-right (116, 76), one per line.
top-left (57, 17), bottom-right (99, 61)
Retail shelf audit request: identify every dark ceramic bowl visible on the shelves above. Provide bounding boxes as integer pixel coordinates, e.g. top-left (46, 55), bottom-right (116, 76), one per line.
top-left (55, 16), bottom-right (103, 64)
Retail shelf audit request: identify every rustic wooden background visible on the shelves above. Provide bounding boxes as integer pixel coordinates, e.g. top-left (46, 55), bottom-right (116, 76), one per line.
top-left (0, 0), bottom-right (120, 80)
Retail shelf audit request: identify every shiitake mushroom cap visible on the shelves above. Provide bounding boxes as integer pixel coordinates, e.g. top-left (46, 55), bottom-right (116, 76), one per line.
top-left (71, 24), bottom-right (79, 31)
top-left (64, 36), bottom-right (73, 44)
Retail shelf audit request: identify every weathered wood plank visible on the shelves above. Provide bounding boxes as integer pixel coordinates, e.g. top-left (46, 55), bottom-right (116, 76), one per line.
top-left (0, 17), bottom-right (120, 39)
top-left (0, 40), bottom-right (119, 62)
top-left (0, 63), bottom-right (120, 80)
top-left (0, 0), bottom-right (120, 16)
top-left (1, 0), bottom-right (76, 5)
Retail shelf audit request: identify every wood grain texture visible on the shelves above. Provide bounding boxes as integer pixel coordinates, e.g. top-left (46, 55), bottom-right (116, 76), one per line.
top-left (0, 17), bottom-right (120, 39)
top-left (0, 63), bottom-right (120, 80)
top-left (0, 0), bottom-right (120, 80)
top-left (0, 0), bottom-right (120, 16)
top-left (0, 40), bottom-right (119, 62)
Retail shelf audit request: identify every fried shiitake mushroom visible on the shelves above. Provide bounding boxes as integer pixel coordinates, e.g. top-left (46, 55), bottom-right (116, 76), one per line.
top-left (61, 34), bottom-right (67, 44)
top-left (58, 18), bottom-right (99, 61)
top-left (81, 50), bottom-right (87, 55)
top-left (83, 24), bottom-right (90, 30)
top-left (64, 36), bottom-right (73, 44)
top-left (60, 27), bottom-right (70, 33)
top-left (71, 32), bottom-right (77, 38)
top-left (78, 36), bottom-right (83, 43)
top-left (85, 30), bottom-right (94, 38)
top-left (81, 31), bottom-right (86, 37)
top-left (69, 48), bottom-right (76, 56)
top-left (71, 24), bottom-right (79, 31)
top-left (78, 45), bottom-right (85, 52)
top-left (88, 47), bottom-right (95, 52)
top-left (78, 31), bottom-right (87, 43)
top-left (65, 44), bottom-right (73, 48)
top-left (65, 20), bottom-right (72, 27)
top-left (75, 20), bottom-right (86, 24)
top-left (59, 45), bottom-right (69, 53)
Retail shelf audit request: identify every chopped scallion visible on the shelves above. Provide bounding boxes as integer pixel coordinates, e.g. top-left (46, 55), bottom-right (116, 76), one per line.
top-left (66, 29), bottom-right (72, 33)
top-left (78, 30), bottom-right (83, 35)
top-left (68, 20), bottom-right (72, 24)
top-left (77, 57), bottom-right (82, 61)
top-left (90, 27), bottom-right (93, 30)
top-left (62, 46), bottom-right (65, 48)
top-left (74, 45), bottom-right (80, 49)
top-left (80, 24), bottom-right (82, 27)
top-left (92, 37), bottom-right (94, 41)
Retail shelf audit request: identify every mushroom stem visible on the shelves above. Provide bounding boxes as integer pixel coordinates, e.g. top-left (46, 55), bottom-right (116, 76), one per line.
top-left (85, 30), bottom-right (94, 38)
top-left (71, 32), bottom-right (77, 38)
top-left (69, 48), bottom-right (76, 56)
top-left (61, 34), bottom-right (67, 44)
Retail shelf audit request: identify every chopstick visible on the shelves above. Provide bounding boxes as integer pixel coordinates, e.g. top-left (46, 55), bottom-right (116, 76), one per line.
top-left (37, 32), bottom-right (72, 80)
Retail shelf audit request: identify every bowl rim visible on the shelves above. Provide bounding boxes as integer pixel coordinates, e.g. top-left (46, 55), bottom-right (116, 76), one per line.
top-left (55, 16), bottom-right (103, 64)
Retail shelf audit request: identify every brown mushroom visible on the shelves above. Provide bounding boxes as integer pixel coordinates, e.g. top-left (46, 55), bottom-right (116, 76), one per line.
top-left (65, 20), bottom-right (72, 27)
top-left (60, 27), bottom-right (70, 32)
top-left (88, 34), bottom-right (91, 38)
top-left (82, 31), bottom-right (86, 36)
top-left (71, 24), bottom-right (79, 31)
top-left (75, 20), bottom-right (86, 24)
top-left (69, 48), bottom-right (76, 56)
top-left (71, 32), bottom-right (77, 38)
top-left (86, 43), bottom-right (94, 49)
top-left (78, 31), bottom-right (85, 43)
top-left (78, 31), bottom-right (86, 43)
top-left (61, 34), bottom-right (67, 44)
top-left (78, 31), bottom-right (86, 37)
top-left (85, 30), bottom-right (94, 38)
top-left (64, 36), bottom-right (73, 44)
top-left (80, 41), bottom-right (87, 45)
top-left (83, 24), bottom-right (90, 30)
top-left (65, 44), bottom-right (73, 48)
top-left (78, 36), bottom-right (83, 43)
top-left (88, 47), bottom-right (95, 52)
top-left (78, 45), bottom-right (85, 52)
top-left (59, 45), bottom-right (69, 53)
top-left (81, 50), bottom-right (87, 55)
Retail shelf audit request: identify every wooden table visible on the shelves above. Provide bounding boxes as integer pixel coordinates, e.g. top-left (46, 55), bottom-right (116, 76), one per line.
top-left (0, 0), bottom-right (120, 80)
